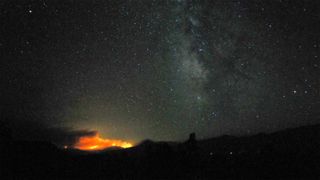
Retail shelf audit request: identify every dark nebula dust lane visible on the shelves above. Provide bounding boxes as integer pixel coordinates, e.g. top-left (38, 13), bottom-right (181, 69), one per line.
top-left (1, 0), bottom-right (320, 145)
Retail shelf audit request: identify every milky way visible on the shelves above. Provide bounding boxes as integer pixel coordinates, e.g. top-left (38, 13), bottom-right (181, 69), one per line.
top-left (1, 0), bottom-right (319, 144)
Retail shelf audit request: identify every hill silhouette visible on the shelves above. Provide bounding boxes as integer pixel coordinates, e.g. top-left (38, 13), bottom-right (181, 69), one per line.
top-left (1, 124), bottom-right (320, 179)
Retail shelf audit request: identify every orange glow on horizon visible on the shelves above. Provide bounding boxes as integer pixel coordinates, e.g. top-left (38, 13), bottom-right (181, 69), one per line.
top-left (73, 133), bottom-right (133, 151)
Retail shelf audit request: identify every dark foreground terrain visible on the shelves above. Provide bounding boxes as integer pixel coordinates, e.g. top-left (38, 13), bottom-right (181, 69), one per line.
top-left (1, 124), bottom-right (320, 179)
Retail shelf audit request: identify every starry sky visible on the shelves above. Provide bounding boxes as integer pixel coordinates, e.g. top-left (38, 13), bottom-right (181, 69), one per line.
top-left (1, 0), bottom-right (320, 145)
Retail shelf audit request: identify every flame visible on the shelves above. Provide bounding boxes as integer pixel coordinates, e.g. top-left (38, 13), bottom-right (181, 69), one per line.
top-left (73, 133), bottom-right (133, 151)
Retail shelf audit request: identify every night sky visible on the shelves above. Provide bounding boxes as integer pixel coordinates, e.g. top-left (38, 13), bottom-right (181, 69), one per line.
top-left (1, 0), bottom-right (319, 146)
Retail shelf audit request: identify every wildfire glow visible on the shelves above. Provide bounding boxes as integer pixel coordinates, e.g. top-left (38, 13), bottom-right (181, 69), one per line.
top-left (73, 133), bottom-right (133, 151)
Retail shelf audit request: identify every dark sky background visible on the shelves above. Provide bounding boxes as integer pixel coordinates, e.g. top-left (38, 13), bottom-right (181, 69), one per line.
top-left (1, 0), bottom-right (319, 145)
